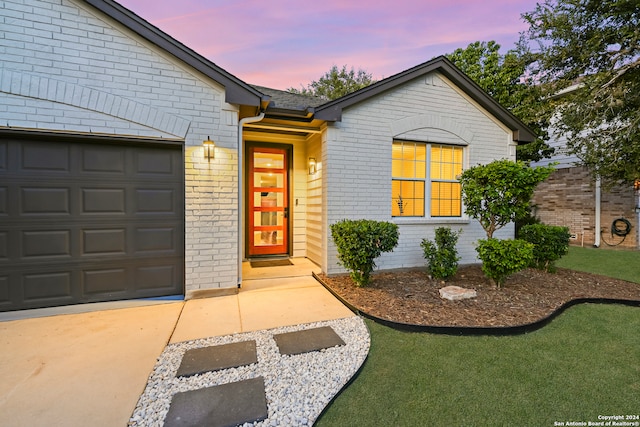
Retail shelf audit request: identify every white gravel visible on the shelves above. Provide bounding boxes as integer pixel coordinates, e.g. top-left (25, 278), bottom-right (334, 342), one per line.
top-left (128, 316), bottom-right (370, 426)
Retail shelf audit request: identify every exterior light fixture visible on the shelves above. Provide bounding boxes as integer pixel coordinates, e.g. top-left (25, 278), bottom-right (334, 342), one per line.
top-left (203, 136), bottom-right (215, 161)
top-left (308, 157), bottom-right (316, 174)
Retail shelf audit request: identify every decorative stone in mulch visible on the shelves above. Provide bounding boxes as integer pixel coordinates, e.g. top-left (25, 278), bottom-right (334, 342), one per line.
top-left (273, 326), bottom-right (346, 356)
top-left (439, 285), bottom-right (477, 301)
top-left (176, 340), bottom-right (257, 378)
top-left (164, 377), bottom-right (267, 427)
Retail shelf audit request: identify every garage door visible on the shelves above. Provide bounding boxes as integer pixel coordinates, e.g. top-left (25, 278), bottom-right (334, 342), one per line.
top-left (0, 133), bottom-right (184, 312)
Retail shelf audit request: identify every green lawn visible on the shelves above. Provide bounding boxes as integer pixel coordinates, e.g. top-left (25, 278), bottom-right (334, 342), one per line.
top-left (317, 248), bottom-right (640, 426)
top-left (557, 246), bottom-right (640, 284)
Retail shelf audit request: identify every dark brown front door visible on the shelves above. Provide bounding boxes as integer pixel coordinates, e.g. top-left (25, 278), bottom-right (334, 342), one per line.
top-left (248, 146), bottom-right (289, 256)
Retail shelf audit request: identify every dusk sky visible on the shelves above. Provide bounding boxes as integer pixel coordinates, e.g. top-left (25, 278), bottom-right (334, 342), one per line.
top-left (118, 0), bottom-right (542, 90)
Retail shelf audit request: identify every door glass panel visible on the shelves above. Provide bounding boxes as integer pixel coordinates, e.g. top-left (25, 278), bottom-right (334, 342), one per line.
top-left (253, 191), bottom-right (283, 207)
top-left (254, 173), bottom-right (284, 188)
top-left (254, 152), bottom-right (284, 169)
top-left (253, 211), bottom-right (284, 228)
top-left (253, 231), bottom-right (284, 247)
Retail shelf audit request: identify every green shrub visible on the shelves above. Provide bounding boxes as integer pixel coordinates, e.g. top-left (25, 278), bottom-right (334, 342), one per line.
top-left (476, 238), bottom-right (534, 287)
top-left (421, 227), bottom-right (461, 280)
top-left (519, 224), bottom-right (571, 272)
top-left (330, 219), bottom-right (399, 287)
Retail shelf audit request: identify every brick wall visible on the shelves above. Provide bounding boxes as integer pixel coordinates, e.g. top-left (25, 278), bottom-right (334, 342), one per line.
top-left (324, 73), bottom-right (517, 274)
top-left (532, 166), bottom-right (638, 249)
top-left (1, 0), bottom-right (242, 292)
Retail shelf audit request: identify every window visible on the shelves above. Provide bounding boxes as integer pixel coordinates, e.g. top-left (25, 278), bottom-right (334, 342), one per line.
top-left (392, 142), bottom-right (425, 216)
top-left (392, 142), bottom-right (463, 217)
top-left (430, 145), bottom-right (463, 216)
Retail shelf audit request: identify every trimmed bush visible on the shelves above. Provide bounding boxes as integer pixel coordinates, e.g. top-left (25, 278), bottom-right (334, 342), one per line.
top-left (476, 238), bottom-right (534, 287)
top-left (421, 227), bottom-right (461, 280)
top-left (330, 219), bottom-right (399, 287)
top-left (519, 224), bottom-right (571, 272)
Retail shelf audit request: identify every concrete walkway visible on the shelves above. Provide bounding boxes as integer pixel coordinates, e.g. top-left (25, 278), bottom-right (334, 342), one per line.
top-left (0, 258), bottom-right (354, 427)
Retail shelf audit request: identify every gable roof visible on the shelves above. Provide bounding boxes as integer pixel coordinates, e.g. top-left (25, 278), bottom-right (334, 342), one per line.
top-left (314, 56), bottom-right (536, 143)
top-left (83, 0), bottom-right (269, 108)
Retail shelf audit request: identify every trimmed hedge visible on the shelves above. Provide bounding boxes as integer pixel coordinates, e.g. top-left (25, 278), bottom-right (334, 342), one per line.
top-left (421, 227), bottom-right (461, 280)
top-left (330, 219), bottom-right (399, 287)
top-left (519, 224), bottom-right (571, 272)
top-left (476, 238), bottom-right (534, 287)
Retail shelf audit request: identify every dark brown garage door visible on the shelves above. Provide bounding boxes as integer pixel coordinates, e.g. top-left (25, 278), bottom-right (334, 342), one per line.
top-left (0, 133), bottom-right (184, 312)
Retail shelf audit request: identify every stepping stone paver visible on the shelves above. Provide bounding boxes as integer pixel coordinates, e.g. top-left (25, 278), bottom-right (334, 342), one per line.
top-left (176, 340), bottom-right (257, 378)
top-left (164, 377), bottom-right (267, 427)
top-left (273, 326), bottom-right (345, 356)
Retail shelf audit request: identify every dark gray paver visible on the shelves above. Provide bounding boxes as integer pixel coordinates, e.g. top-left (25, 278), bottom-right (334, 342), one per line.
top-left (164, 377), bottom-right (268, 427)
top-left (176, 341), bottom-right (257, 378)
top-left (273, 326), bottom-right (346, 356)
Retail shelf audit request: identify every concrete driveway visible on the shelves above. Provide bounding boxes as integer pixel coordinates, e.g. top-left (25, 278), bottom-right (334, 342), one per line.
top-left (0, 258), bottom-right (354, 426)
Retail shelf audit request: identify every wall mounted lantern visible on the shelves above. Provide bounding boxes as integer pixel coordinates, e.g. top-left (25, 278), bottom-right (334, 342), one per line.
top-left (203, 136), bottom-right (215, 161)
top-left (308, 157), bottom-right (316, 175)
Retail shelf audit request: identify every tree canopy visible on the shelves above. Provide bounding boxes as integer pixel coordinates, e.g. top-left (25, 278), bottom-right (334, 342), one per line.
top-left (287, 65), bottom-right (376, 101)
top-left (521, 0), bottom-right (640, 186)
top-left (446, 41), bottom-right (554, 162)
top-left (459, 160), bottom-right (555, 239)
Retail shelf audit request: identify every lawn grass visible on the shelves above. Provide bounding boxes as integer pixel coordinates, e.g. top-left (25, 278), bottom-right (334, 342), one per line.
top-left (317, 305), bottom-right (640, 426)
top-left (557, 246), bottom-right (640, 284)
top-left (317, 247), bottom-right (640, 426)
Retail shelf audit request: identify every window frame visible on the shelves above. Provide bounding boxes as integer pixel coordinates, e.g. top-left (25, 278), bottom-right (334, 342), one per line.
top-left (391, 140), bottom-right (465, 220)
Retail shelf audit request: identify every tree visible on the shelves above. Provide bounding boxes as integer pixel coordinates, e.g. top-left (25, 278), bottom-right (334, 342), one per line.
top-left (288, 65), bottom-right (376, 100)
top-left (446, 41), bottom-right (555, 162)
top-left (459, 160), bottom-right (555, 238)
top-left (521, 0), bottom-right (640, 186)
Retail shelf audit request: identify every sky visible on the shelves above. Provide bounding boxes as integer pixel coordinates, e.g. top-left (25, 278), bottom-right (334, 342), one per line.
top-left (118, 0), bottom-right (542, 90)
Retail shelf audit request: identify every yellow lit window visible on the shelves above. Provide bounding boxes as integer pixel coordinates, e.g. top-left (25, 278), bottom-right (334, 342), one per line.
top-left (392, 142), bottom-right (425, 216)
top-left (430, 145), bottom-right (463, 217)
top-left (391, 142), bottom-right (463, 217)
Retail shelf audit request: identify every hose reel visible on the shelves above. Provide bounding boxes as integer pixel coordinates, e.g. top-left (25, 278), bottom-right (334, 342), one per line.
top-left (601, 217), bottom-right (632, 246)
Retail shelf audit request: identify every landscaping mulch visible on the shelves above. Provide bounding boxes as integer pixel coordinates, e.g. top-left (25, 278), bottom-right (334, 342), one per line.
top-left (319, 265), bottom-right (640, 328)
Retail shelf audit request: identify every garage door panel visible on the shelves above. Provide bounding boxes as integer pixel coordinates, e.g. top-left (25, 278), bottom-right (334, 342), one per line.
top-left (21, 142), bottom-right (70, 172)
top-left (1, 136), bottom-right (184, 311)
top-left (134, 227), bottom-right (176, 253)
top-left (23, 271), bottom-right (73, 300)
top-left (81, 145), bottom-right (126, 173)
top-left (0, 231), bottom-right (7, 259)
top-left (22, 230), bottom-right (72, 258)
top-left (135, 188), bottom-right (177, 214)
top-left (0, 141), bottom-right (6, 170)
top-left (82, 229), bottom-right (126, 255)
top-left (83, 268), bottom-right (127, 295)
top-left (0, 186), bottom-right (7, 214)
top-left (135, 265), bottom-right (176, 290)
top-left (21, 187), bottom-right (71, 214)
top-left (135, 150), bottom-right (177, 175)
top-left (82, 188), bottom-right (126, 214)
top-left (0, 276), bottom-right (9, 304)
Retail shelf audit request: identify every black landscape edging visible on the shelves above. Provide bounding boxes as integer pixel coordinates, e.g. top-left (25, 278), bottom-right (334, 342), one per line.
top-left (313, 338), bottom-right (371, 426)
top-left (313, 272), bottom-right (640, 336)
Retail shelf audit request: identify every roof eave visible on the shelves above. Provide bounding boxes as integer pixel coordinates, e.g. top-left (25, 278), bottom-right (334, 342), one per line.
top-left (83, 0), bottom-right (268, 108)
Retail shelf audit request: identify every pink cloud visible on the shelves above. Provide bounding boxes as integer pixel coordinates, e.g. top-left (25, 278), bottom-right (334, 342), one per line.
top-left (119, 0), bottom-right (540, 89)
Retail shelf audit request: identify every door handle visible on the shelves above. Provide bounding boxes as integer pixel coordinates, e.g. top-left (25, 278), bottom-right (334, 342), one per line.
top-left (283, 207), bottom-right (289, 219)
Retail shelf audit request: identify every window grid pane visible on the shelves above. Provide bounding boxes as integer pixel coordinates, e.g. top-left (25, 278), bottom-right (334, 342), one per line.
top-left (431, 182), bottom-right (462, 217)
top-left (392, 179), bottom-right (424, 216)
top-left (392, 141), bottom-right (426, 217)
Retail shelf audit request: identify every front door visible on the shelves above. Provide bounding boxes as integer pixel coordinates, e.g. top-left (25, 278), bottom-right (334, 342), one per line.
top-left (248, 146), bottom-right (289, 256)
